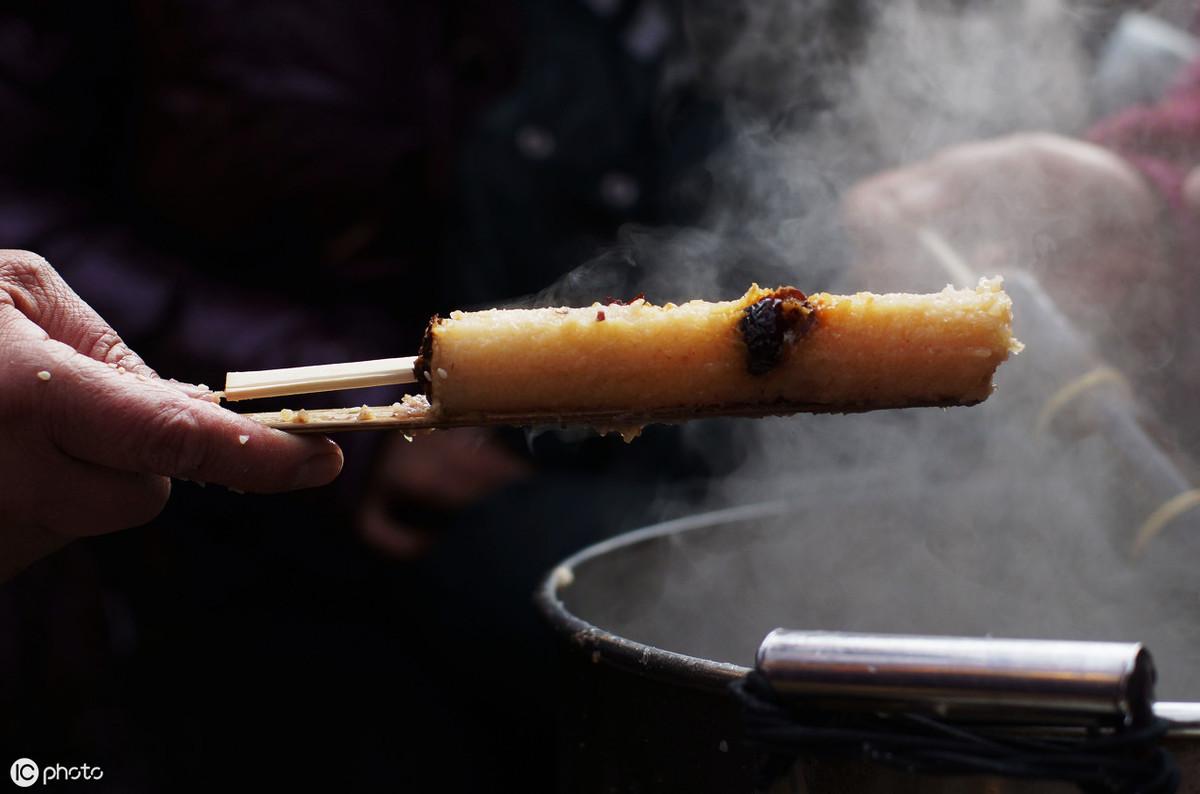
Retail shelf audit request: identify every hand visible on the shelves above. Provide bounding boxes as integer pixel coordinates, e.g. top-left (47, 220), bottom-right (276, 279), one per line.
top-left (842, 133), bottom-right (1166, 321)
top-left (0, 251), bottom-right (343, 580)
top-left (357, 428), bottom-right (530, 560)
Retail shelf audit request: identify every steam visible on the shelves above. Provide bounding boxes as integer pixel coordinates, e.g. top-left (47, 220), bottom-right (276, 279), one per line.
top-left (844, 1), bottom-right (1091, 162)
top-left (544, 1), bottom-right (1200, 699)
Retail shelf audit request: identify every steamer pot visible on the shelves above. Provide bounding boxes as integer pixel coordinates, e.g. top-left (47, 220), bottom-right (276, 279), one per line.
top-left (537, 502), bottom-right (1200, 793)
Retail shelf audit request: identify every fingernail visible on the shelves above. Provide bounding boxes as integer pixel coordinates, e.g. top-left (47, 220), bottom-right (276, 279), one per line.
top-left (292, 452), bottom-right (343, 488)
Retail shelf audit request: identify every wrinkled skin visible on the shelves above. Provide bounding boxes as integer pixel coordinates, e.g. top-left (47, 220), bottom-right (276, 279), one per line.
top-left (0, 251), bottom-right (344, 580)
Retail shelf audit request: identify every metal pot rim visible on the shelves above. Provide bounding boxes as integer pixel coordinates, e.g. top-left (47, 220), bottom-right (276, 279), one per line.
top-left (534, 500), bottom-right (1200, 734)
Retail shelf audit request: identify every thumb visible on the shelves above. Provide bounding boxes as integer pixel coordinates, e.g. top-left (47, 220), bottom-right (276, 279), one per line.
top-left (45, 356), bottom-right (345, 492)
top-left (1, 312), bottom-right (344, 492)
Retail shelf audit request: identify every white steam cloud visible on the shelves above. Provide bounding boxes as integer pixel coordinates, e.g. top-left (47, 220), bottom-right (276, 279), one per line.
top-left (549, 1), bottom-right (1200, 699)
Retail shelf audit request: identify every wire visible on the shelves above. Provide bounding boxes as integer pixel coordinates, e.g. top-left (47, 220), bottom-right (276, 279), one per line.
top-left (730, 670), bottom-right (1179, 794)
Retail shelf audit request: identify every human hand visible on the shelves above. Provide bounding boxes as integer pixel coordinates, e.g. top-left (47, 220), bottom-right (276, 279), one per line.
top-left (842, 133), bottom-right (1165, 314)
top-left (357, 428), bottom-right (530, 560)
top-left (0, 251), bottom-right (343, 580)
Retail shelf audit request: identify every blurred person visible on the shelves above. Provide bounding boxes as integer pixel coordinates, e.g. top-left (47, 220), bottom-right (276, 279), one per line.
top-left (0, 2), bottom-right (528, 791)
top-left (0, 0), bottom-right (534, 561)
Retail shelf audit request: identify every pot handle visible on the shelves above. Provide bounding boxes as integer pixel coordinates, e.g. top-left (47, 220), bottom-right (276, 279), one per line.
top-left (755, 628), bottom-right (1156, 726)
top-left (731, 630), bottom-right (1178, 793)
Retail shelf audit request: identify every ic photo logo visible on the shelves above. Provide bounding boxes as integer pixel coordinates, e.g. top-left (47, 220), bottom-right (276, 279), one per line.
top-left (9, 760), bottom-right (36, 788)
top-left (9, 759), bottom-right (103, 787)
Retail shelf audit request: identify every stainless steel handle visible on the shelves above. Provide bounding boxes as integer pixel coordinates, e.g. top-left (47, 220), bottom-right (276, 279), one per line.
top-left (757, 629), bottom-right (1156, 726)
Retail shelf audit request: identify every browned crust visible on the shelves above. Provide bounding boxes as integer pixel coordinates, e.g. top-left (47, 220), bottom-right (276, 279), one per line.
top-left (413, 313), bottom-right (440, 397)
top-left (420, 395), bottom-right (979, 428)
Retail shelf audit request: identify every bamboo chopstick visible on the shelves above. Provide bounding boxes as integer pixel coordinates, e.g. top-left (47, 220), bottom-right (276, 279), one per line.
top-left (240, 397), bottom-right (970, 435)
top-left (224, 356), bottom-right (418, 401)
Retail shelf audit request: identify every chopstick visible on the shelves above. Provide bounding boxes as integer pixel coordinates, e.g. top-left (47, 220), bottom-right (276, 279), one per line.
top-left (239, 398), bottom-right (971, 435)
top-left (915, 225), bottom-right (976, 285)
top-left (223, 356), bottom-right (418, 401)
top-left (241, 402), bottom-right (440, 434)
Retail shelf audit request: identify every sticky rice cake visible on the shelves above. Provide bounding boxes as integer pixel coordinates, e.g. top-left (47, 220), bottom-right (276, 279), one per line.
top-left (417, 276), bottom-right (1020, 418)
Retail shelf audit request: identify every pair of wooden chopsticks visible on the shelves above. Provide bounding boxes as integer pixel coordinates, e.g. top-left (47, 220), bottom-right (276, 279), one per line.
top-left (221, 354), bottom-right (964, 434)
top-left (222, 355), bottom-right (437, 432)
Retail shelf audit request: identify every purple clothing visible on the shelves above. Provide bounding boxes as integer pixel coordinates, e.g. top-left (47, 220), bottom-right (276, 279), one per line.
top-left (1089, 44), bottom-right (1200, 267)
top-left (1090, 61), bottom-right (1200, 210)
top-left (0, 2), bottom-right (519, 384)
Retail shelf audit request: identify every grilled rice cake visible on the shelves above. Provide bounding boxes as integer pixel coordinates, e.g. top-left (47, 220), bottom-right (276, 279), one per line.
top-left (416, 277), bottom-right (1020, 418)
